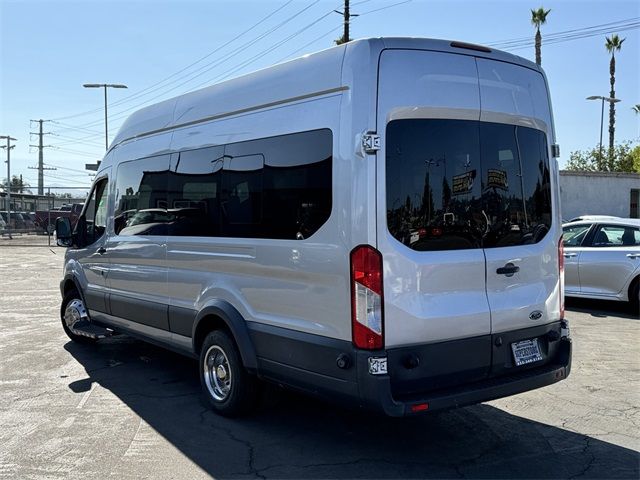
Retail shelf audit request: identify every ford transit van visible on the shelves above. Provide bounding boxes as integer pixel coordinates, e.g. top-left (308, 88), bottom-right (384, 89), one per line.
top-left (57, 38), bottom-right (571, 416)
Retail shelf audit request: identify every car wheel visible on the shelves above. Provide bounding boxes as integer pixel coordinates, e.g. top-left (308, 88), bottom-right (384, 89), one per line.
top-left (199, 330), bottom-right (259, 416)
top-left (629, 278), bottom-right (639, 314)
top-left (61, 290), bottom-right (97, 344)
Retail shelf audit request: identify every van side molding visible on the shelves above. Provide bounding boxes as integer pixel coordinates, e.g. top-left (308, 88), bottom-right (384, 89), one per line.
top-left (192, 301), bottom-right (258, 370)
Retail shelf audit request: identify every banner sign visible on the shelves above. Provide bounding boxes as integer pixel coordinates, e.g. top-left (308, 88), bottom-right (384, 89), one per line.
top-left (487, 169), bottom-right (508, 190)
top-left (452, 170), bottom-right (476, 196)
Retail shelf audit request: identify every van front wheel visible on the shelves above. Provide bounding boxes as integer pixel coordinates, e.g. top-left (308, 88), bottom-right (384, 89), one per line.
top-left (199, 330), bottom-right (258, 416)
top-left (61, 290), bottom-right (97, 344)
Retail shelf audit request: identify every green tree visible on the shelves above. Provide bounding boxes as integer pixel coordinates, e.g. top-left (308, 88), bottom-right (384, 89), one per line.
top-left (2, 175), bottom-right (32, 194)
top-left (566, 142), bottom-right (640, 173)
top-left (334, 35), bottom-right (347, 46)
top-left (605, 34), bottom-right (625, 158)
top-left (531, 7), bottom-right (551, 66)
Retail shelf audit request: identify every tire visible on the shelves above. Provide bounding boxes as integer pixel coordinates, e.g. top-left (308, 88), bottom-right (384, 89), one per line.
top-left (629, 278), bottom-right (639, 314)
top-left (60, 290), bottom-right (97, 344)
top-left (199, 329), bottom-right (259, 417)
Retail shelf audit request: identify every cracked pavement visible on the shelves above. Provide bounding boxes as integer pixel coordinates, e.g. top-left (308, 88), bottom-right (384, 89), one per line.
top-left (0, 244), bottom-right (638, 479)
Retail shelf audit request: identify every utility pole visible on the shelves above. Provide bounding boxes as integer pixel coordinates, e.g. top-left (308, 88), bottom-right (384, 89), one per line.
top-left (1, 135), bottom-right (17, 239)
top-left (29, 119), bottom-right (55, 195)
top-left (334, 0), bottom-right (358, 45)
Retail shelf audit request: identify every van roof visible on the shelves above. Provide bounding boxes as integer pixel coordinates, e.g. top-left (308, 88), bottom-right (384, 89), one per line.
top-left (110, 37), bottom-right (541, 150)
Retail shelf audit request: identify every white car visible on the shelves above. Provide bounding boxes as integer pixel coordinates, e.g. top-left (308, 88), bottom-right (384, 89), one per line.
top-left (568, 215), bottom-right (621, 223)
top-left (563, 218), bottom-right (640, 308)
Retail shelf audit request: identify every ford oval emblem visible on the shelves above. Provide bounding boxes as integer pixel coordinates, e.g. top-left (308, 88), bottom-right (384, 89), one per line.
top-left (529, 310), bottom-right (543, 320)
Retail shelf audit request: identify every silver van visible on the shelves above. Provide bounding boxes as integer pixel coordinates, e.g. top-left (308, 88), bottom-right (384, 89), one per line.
top-left (56, 38), bottom-right (571, 416)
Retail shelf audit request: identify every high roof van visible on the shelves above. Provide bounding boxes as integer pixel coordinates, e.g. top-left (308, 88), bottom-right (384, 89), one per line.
top-left (56, 38), bottom-right (571, 416)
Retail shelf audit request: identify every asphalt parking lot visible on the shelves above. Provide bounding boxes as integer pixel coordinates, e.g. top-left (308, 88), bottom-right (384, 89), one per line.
top-left (1, 243), bottom-right (638, 479)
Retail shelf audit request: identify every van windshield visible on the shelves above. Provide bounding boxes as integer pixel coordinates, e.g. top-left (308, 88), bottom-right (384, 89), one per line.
top-left (386, 119), bottom-right (551, 251)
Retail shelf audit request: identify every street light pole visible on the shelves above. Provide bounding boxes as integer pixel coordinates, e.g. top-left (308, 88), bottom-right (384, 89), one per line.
top-left (586, 95), bottom-right (621, 162)
top-left (83, 83), bottom-right (128, 151)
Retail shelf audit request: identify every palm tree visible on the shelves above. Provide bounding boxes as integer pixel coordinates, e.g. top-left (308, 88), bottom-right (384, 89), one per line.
top-left (531, 7), bottom-right (551, 66)
top-left (605, 34), bottom-right (625, 159)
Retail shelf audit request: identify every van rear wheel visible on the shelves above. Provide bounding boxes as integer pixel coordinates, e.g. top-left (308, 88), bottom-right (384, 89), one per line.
top-left (199, 330), bottom-right (258, 416)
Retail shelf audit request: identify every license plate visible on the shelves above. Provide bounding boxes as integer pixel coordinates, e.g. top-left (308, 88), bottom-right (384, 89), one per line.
top-left (511, 338), bottom-right (543, 366)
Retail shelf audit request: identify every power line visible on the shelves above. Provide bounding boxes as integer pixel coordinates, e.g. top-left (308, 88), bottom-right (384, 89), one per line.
top-left (49, 133), bottom-right (104, 148)
top-left (486, 17), bottom-right (640, 50)
top-left (52, 0), bottom-right (409, 136)
top-left (359, 0), bottom-right (412, 17)
top-left (43, 162), bottom-right (94, 174)
top-left (75, 1), bottom-right (325, 130)
top-left (276, 0), bottom-right (412, 63)
top-left (50, 120), bottom-right (103, 136)
top-left (49, 0), bottom-right (300, 123)
top-left (50, 146), bottom-right (103, 157)
top-left (57, 4), bottom-right (632, 144)
top-left (198, 7), bottom-right (341, 88)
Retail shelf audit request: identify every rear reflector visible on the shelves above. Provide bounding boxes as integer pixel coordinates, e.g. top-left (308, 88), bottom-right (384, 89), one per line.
top-left (411, 403), bottom-right (429, 413)
top-left (351, 245), bottom-right (384, 350)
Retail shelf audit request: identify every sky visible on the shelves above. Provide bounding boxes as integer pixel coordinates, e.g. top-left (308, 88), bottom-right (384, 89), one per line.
top-left (1, 0), bottom-right (639, 195)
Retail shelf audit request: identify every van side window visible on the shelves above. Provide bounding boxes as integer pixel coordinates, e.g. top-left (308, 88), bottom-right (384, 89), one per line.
top-left (386, 119), bottom-right (551, 251)
top-left (168, 146), bottom-right (223, 237)
top-left (114, 155), bottom-right (171, 236)
top-left (168, 129), bottom-right (332, 239)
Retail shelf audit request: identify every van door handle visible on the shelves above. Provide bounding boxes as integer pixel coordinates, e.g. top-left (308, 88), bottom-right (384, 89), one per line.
top-left (627, 253), bottom-right (640, 259)
top-left (564, 253), bottom-right (577, 258)
top-left (97, 247), bottom-right (107, 255)
top-left (496, 263), bottom-right (520, 276)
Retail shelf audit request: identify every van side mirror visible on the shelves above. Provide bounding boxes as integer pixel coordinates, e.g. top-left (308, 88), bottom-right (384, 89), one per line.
top-left (56, 217), bottom-right (73, 247)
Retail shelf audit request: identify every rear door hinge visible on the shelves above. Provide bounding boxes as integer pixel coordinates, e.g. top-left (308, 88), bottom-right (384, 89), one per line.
top-left (551, 144), bottom-right (560, 158)
top-left (362, 133), bottom-right (380, 154)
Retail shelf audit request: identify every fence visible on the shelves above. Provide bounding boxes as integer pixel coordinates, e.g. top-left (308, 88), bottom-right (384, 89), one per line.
top-left (1, 191), bottom-right (86, 247)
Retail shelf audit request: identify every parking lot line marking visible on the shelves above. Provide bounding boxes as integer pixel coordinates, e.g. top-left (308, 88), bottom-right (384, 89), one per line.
top-left (76, 382), bottom-right (96, 409)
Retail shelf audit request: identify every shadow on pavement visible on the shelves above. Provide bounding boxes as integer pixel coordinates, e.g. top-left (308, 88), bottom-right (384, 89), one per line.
top-left (65, 338), bottom-right (638, 479)
top-left (566, 297), bottom-right (638, 320)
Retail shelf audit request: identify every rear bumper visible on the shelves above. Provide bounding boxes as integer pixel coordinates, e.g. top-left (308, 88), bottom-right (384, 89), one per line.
top-left (356, 336), bottom-right (571, 417)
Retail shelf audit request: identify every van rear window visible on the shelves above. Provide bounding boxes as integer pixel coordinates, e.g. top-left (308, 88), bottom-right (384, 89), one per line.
top-left (386, 119), bottom-right (551, 251)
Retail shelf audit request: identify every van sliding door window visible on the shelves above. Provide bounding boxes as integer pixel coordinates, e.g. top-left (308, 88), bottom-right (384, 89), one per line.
top-left (169, 129), bottom-right (332, 240)
top-left (113, 155), bottom-right (170, 236)
top-left (386, 119), bottom-right (551, 251)
top-left (168, 146), bottom-right (223, 237)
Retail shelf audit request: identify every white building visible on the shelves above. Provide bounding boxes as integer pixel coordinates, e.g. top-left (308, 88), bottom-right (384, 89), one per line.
top-left (560, 171), bottom-right (640, 220)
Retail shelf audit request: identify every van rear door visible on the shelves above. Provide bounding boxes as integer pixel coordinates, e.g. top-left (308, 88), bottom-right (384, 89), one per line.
top-left (376, 49), bottom-right (492, 387)
top-left (376, 48), bottom-right (561, 394)
top-left (476, 59), bottom-right (561, 361)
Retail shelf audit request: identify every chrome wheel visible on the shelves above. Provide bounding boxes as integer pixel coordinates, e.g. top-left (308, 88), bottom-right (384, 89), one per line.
top-left (64, 298), bottom-right (88, 335)
top-left (203, 345), bottom-right (232, 401)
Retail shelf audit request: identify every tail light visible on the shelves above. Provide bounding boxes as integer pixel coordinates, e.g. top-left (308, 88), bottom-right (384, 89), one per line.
top-left (558, 236), bottom-right (565, 319)
top-left (350, 245), bottom-right (384, 350)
